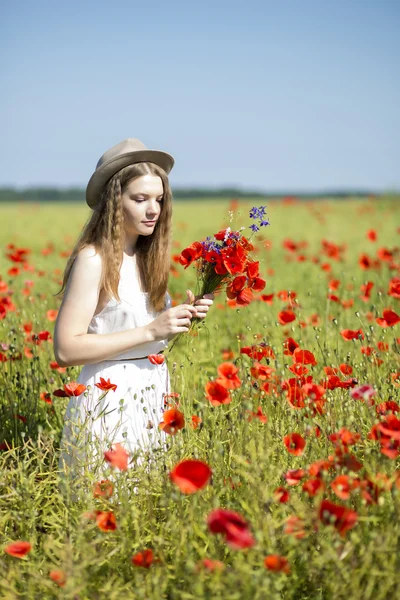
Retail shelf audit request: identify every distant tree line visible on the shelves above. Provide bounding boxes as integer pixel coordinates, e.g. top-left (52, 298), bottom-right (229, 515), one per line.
top-left (0, 186), bottom-right (396, 203)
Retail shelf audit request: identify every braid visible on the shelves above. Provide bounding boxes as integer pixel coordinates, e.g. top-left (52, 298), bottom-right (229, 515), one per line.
top-left (107, 177), bottom-right (124, 300)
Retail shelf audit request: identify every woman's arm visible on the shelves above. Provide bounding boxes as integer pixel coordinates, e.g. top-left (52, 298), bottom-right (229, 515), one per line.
top-left (53, 246), bottom-right (155, 367)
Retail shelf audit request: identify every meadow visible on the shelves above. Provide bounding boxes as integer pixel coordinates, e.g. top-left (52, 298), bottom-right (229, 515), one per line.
top-left (0, 195), bottom-right (399, 599)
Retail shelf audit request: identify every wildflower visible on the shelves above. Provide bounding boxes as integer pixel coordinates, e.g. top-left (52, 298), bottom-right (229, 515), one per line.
top-left (104, 442), bottom-right (129, 471)
top-left (95, 377), bottom-right (118, 392)
top-left (283, 433), bottom-right (306, 456)
top-left (131, 549), bottom-right (154, 568)
top-left (170, 459), bottom-right (212, 493)
top-left (53, 382), bottom-right (87, 397)
top-left (3, 541), bottom-right (32, 558)
top-left (319, 499), bottom-right (358, 537)
top-left (376, 309), bottom-right (400, 327)
top-left (96, 511), bottom-right (117, 532)
top-left (207, 508), bottom-right (255, 549)
top-left (264, 555), bottom-right (290, 574)
top-left (350, 384), bottom-right (376, 402)
top-left (49, 569), bottom-right (67, 587)
top-left (205, 380), bottom-right (232, 406)
top-left (216, 362), bottom-right (242, 389)
top-left (159, 407), bottom-right (185, 435)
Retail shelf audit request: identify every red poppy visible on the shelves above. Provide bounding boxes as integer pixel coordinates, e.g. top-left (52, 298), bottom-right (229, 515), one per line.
top-left (179, 242), bottom-right (204, 268)
top-left (283, 433), bottom-right (306, 456)
top-left (360, 281), bottom-right (374, 302)
top-left (391, 373), bottom-right (400, 387)
top-left (293, 348), bottom-right (317, 366)
top-left (93, 479), bottom-right (114, 499)
top-left (376, 309), bottom-right (400, 328)
top-left (283, 515), bottom-right (306, 539)
top-left (104, 443), bottom-right (129, 471)
top-left (214, 228), bottom-right (229, 240)
top-left (131, 549), bottom-right (154, 568)
top-left (308, 459), bottom-right (333, 478)
top-left (247, 405), bottom-right (268, 423)
top-left (49, 569), bottom-right (67, 587)
top-left (340, 329), bottom-right (364, 341)
top-left (226, 275), bottom-right (246, 296)
top-left (53, 382), bottom-right (87, 397)
top-left (359, 253), bottom-right (373, 269)
top-left (190, 415), bottom-right (202, 429)
top-left (261, 293), bottom-right (274, 304)
top-left (196, 558), bottom-right (225, 571)
top-left (274, 487), bottom-right (290, 503)
top-left (377, 414), bottom-right (400, 440)
top-left (278, 310), bottom-right (296, 325)
top-left (288, 363), bottom-right (309, 376)
top-left (302, 478), bottom-right (324, 497)
top-left (319, 499), bottom-right (358, 537)
top-left (226, 278), bottom-right (253, 305)
top-left (207, 508), bottom-right (255, 549)
top-left (388, 278), bottom-right (400, 299)
top-left (216, 362), bottom-right (242, 389)
top-left (221, 245), bottom-right (247, 275)
top-left (147, 353), bottom-right (165, 365)
top-left (40, 391), bottom-right (52, 405)
top-left (360, 479), bottom-right (380, 504)
top-left (264, 554), bottom-right (290, 574)
top-left (284, 469), bottom-right (306, 486)
top-left (376, 342), bottom-right (389, 352)
top-left (250, 363), bottom-right (274, 380)
top-left (159, 407), bottom-right (185, 435)
top-left (366, 229), bottom-right (377, 241)
top-left (3, 540), bottom-right (32, 558)
top-left (329, 427), bottom-right (360, 447)
top-left (205, 380), bottom-right (232, 406)
top-left (283, 337), bottom-right (300, 356)
top-left (95, 377), bottom-right (118, 392)
top-left (96, 511), bottom-right (117, 531)
top-left (376, 401), bottom-right (400, 415)
top-left (249, 276), bottom-right (266, 292)
top-left (327, 294), bottom-right (340, 303)
top-left (330, 475), bottom-right (360, 500)
top-left (221, 348), bottom-right (234, 360)
top-left (169, 459), bottom-right (212, 493)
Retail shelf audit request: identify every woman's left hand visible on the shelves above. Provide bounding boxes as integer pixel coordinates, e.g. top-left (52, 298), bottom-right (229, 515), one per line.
top-left (185, 290), bottom-right (214, 319)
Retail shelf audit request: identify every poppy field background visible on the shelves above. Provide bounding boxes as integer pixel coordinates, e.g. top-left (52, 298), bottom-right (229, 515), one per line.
top-left (0, 195), bottom-right (399, 599)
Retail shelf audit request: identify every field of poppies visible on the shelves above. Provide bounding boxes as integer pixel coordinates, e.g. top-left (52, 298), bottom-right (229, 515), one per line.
top-left (0, 195), bottom-right (399, 599)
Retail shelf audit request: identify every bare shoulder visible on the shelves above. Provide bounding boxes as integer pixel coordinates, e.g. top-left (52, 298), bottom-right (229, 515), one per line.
top-left (76, 244), bottom-right (102, 265)
top-left (64, 244), bottom-right (103, 299)
top-left (54, 245), bottom-right (104, 347)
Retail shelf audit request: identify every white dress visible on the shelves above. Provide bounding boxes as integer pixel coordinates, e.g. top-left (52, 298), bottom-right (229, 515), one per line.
top-left (58, 257), bottom-right (172, 492)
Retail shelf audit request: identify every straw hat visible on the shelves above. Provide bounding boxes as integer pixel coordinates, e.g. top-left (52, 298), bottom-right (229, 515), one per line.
top-left (86, 138), bottom-right (175, 208)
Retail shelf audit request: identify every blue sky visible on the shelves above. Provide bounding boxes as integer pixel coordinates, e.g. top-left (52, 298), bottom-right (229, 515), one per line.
top-left (1, 0), bottom-right (399, 192)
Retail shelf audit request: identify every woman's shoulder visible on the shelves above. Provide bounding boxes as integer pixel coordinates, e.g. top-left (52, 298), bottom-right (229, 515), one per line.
top-left (74, 245), bottom-right (103, 279)
top-left (76, 244), bottom-right (102, 266)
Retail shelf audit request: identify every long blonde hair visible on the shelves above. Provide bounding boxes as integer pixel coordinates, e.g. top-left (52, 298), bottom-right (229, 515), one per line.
top-left (54, 162), bottom-right (172, 313)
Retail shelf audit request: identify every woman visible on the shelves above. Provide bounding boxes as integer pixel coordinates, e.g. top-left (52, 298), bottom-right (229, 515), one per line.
top-left (54, 138), bottom-right (213, 492)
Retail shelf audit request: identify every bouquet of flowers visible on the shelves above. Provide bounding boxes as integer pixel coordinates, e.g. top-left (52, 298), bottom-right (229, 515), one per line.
top-left (173, 205), bottom-right (270, 342)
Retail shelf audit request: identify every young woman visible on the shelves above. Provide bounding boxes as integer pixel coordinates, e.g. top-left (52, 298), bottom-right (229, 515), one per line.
top-left (54, 138), bottom-right (214, 489)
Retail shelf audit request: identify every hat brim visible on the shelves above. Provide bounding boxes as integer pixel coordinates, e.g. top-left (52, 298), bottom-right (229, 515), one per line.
top-left (85, 149), bottom-right (175, 208)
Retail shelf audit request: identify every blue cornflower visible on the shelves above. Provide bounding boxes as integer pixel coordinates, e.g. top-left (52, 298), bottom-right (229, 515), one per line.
top-left (250, 224), bottom-right (259, 232)
top-left (260, 219), bottom-right (270, 227)
top-left (249, 205), bottom-right (268, 220)
top-left (249, 207), bottom-right (259, 219)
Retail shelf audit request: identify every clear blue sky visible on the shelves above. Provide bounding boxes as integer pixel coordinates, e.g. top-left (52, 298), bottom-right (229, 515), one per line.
top-left (1, 0), bottom-right (399, 192)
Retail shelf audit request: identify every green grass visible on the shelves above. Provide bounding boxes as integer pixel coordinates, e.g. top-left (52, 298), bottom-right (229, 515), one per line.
top-left (0, 196), bottom-right (399, 599)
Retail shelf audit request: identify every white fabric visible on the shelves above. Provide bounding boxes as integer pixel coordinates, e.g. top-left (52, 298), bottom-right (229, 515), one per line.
top-left (58, 259), bottom-right (172, 496)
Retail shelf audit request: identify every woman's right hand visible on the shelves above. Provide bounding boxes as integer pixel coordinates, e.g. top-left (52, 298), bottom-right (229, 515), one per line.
top-left (146, 302), bottom-right (198, 342)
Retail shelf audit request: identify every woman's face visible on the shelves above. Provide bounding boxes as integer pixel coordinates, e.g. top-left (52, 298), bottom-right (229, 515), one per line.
top-left (121, 174), bottom-right (164, 237)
